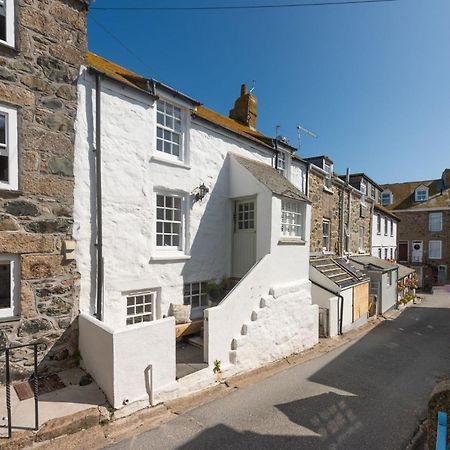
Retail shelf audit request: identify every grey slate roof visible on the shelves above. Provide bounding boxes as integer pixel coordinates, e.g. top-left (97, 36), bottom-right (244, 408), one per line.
top-left (310, 256), bottom-right (369, 288)
top-left (397, 263), bottom-right (415, 280)
top-left (232, 154), bottom-right (310, 203)
top-left (350, 256), bottom-right (397, 272)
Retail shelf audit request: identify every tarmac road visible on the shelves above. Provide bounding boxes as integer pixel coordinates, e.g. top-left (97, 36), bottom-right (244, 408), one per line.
top-left (105, 287), bottom-right (450, 450)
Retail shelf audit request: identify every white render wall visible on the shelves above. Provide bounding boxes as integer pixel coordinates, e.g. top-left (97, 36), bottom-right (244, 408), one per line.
top-left (74, 68), bottom-right (277, 328)
top-left (79, 313), bottom-right (176, 409)
top-left (371, 211), bottom-right (398, 260)
top-left (311, 283), bottom-right (339, 338)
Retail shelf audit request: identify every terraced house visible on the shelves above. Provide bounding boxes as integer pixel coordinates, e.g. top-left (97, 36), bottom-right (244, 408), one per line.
top-left (0, 0), bottom-right (88, 378)
top-left (382, 169), bottom-right (450, 287)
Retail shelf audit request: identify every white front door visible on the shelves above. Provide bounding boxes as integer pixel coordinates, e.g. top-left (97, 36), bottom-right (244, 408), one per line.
top-left (411, 240), bottom-right (423, 263)
top-left (232, 198), bottom-right (256, 278)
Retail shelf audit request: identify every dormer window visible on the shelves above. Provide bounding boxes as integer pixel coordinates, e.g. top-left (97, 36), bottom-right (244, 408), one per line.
top-left (156, 100), bottom-right (184, 160)
top-left (360, 179), bottom-right (367, 195)
top-left (381, 190), bottom-right (392, 206)
top-left (415, 186), bottom-right (428, 202)
top-left (276, 152), bottom-right (286, 176)
top-left (0, 0), bottom-right (15, 48)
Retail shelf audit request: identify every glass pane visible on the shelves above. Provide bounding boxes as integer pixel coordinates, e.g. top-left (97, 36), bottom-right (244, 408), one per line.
top-left (0, 155), bottom-right (8, 182)
top-left (191, 295), bottom-right (199, 308)
top-left (157, 208), bottom-right (164, 220)
top-left (156, 222), bottom-right (162, 233)
top-left (157, 195), bottom-right (164, 206)
top-left (127, 307), bottom-right (134, 316)
top-left (126, 318), bottom-right (133, 325)
top-left (157, 113), bottom-right (164, 125)
top-left (172, 235), bottom-right (179, 247)
top-left (174, 197), bottom-right (181, 209)
top-left (0, 262), bottom-right (11, 309)
top-left (157, 139), bottom-right (163, 151)
top-left (174, 120), bottom-right (181, 133)
top-left (165, 116), bottom-right (173, 129)
top-left (163, 140), bottom-right (171, 154)
top-left (174, 210), bottom-right (181, 221)
top-left (191, 283), bottom-right (199, 294)
top-left (144, 304), bottom-right (151, 313)
top-left (143, 315), bottom-right (151, 322)
top-left (174, 107), bottom-right (181, 119)
top-left (164, 222), bottom-right (171, 233)
top-left (127, 297), bottom-right (134, 306)
top-left (164, 235), bottom-right (172, 246)
top-left (0, 114), bottom-right (5, 145)
top-left (165, 196), bottom-right (173, 207)
top-left (136, 296), bottom-right (143, 305)
top-left (156, 235), bottom-right (163, 246)
top-left (165, 209), bottom-right (173, 220)
top-left (136, 305), bottom-right (143, 314)
top-left (157, 101), bottom-right (164, 112)
top-left (172, 143), bottom-right (179, 157)
top-left (172, 223), bottom-right (180, 234)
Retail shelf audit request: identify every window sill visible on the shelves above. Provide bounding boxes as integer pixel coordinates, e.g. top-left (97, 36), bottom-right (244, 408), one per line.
top-left (323, 186), bottom-right (334, 194)
top-left (278, 237), bottom-right (306, 246)
top-left (150, 254), bottom-right (191, 262)
top-left (0, 316), bottom-right (20, 324)
top-left (150, 155), bottom-right (191, 170)
top-left (0, 40), bottom-right (18, 53)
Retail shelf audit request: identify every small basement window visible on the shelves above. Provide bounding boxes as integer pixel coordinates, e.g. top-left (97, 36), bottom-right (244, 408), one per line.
top-left (281, 200), bottom-right (304, 239)
top-left (183, 282), bottom-right (208, 309)
top-left (0, 254), bottom-right (19, 319)
top-left (156, 100), bottom-right (182, 159)
top-left (126, 291), bottom-right (155, 325)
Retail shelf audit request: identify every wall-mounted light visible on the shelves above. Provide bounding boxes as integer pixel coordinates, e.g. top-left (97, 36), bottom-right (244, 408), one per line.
top-left (193, 182), bottom-right (209, 202)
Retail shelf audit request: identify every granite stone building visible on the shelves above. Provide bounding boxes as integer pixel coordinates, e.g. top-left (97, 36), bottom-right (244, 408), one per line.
top-left (0, 0), bottom-right (88, 378)
top-left (382, 169), bottom-right (450, 286)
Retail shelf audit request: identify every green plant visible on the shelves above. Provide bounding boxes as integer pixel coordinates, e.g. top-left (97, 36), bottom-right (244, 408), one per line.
top-left (213, 359), bottom-right (222, 374)
top-left (207, 280), bottom-right (226, 301)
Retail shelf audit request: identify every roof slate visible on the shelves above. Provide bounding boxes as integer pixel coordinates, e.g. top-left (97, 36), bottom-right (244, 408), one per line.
top-left (349, 256), bottom-right (397, 272)
top-left (232, 154), bottom-right (310, 203)
top-left (397, 263), bottom-right (415, 280)
top-left (381, 178), bottom-right (450, 210)
top-left (373, 203), bottom-right (400, 221)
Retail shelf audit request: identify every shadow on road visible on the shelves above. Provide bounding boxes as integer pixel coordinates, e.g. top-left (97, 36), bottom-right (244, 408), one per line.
top-left (176, 305), bottom-right (450, 449)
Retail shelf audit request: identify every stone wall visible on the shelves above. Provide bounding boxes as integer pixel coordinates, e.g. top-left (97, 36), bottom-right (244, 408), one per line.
top-left (0, 0), bottom-right (87, 379)
top-left (309, 169), bottom-right (372, 255)
top-left (396, 210), bottom-right (450, 285)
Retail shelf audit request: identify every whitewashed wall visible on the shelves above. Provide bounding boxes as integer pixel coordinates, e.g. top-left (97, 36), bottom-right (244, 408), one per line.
top-left (371, 211), bottom-right (398, 259)
top-left (379, 270), bottom-right (398, 313)
top-left (311, 283), bottom-right (339, 337)
top-left (79, 313), bottom-right (176, 409)
top-left (291, 159), bottom-right (308, 194)
top-left (74, 68), bottom-right (276, 328)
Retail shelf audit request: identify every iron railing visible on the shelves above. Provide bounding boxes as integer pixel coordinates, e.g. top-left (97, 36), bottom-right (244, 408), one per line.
top-left (0, 343), bottom-right (39, 439)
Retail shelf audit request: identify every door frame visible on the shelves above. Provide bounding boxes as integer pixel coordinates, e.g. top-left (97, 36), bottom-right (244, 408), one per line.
top-left (398, 240), bottom-right (409, 262)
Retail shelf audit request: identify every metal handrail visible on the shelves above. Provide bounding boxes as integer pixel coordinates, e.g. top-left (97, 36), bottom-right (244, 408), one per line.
top-left (0, 343), bottom-right (39, 439)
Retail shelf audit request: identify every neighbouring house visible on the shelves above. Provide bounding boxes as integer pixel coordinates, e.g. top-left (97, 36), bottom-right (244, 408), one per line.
top-left (349, 256), bottom-right (398, 315)
top-left (0, 0), bottom-right (88, 378)
top-left (382, 169), bottom-right (450, 286)
top-left (302, 159), bottom-right (372, 335)
top-left (372, 204), bottom-right (399, 261)
top-left (75, 54), bottom-right (318, 410)
top-left (310, 256), bottom-right (370, 337)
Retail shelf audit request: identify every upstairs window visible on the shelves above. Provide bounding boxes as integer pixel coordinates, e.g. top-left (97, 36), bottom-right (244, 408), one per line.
top-left (156, 193), bottom-right (184, 250)
top-left (0, 105), bottom-right (18, 191)
top-left (415, 187), bottom-right (428, 202)
top-left (323, 162), bottom-right (333, 190)
top-left (156, 100), bottom-right (182, 159)
top-left (384, 218), bottom-right (388, 236)
top-left (276, 152), bottom-right (286, 176)
top-left (390, 219), bottom-right (394, 236)
top-left (360, 179), bottom-right (367, 196)
top-left (376, 214), bottom-right (381, 234)
top-left (429, 212), bottom-right (443, 232)
top-left (370, 185), bottom-right (376, 200)
top-left (0, 0), bottom-right (14, 48)
top-left (281, 200), bottom-right (304, 239)
top-left (381, 191), bottom-right (392, 206)
top-left (322, 219), bottom-right (330, 251)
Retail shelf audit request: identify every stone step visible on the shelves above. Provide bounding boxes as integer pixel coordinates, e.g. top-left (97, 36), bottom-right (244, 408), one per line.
top-left (231, 336), bottom-right (247, 350)
top-left (229, 350), bottom-right (238, 365)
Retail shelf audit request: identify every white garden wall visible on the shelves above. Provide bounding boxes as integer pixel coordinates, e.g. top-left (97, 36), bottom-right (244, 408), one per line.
top-left (311, 283), bottom-right (339, 338)
top-left (79, 314), bottom-right (176, 409)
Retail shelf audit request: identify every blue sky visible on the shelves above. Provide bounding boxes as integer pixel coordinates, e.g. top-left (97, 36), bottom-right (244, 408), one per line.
top-left (88, 0), bottom-right (450, 183)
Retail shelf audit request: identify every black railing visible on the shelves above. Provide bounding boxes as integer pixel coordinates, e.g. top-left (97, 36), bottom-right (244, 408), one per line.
top-left (0, 343), bottom-right (39, 439)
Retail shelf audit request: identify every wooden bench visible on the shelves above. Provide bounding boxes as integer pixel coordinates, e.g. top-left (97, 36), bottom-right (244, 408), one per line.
top-left (175, 320), bottom-right (203, 341)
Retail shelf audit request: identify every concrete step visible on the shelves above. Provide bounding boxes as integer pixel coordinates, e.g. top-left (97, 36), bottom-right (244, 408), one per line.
top-left (231, 336), bottom-right (247, 350)
top-left (229, 350), bottom-right (238, 365)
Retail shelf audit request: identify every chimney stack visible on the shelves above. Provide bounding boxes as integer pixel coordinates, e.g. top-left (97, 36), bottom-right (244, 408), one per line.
top-left (229, 84), bottom-right (257, 130)
top-left (442, 168), bottom-right (450, 189)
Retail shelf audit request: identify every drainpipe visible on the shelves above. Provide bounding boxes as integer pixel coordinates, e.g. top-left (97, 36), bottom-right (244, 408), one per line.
top-left (346, 169), bottom-right (352, 255)
top-left (305, 162), bottom-right (310, 197)
top-left (339, 170), bottom-right (347, 256)
top-left (311, 280), bottom-right (344, 336)
top-left (95, 73), bottom-right (104, 321)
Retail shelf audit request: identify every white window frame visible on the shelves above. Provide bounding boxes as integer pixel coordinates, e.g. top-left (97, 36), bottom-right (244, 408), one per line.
top-left (276, 151), bottom-right (287, 177)
top-left (155, 98), bottom-right (187, 162)
top-left (376, 214), bottom-right (381, 234)
top-left (429, 212), bottom-right (443, 232)
top-left (322, 219), bottom-right (331, 252)
top-left (0, 104), bottom-right (18, 191)
top-left (125, 290), bottom-right (156, 326)
top-left (183, 281), bottom-right (208, 310)
top-left (360, 179), bottom-right (367, 196)
top-left (415, 187), bottom-right (428, 202)
top-left (429, 240), bottom-right (442, 259)
top-left (281, 199), bottom-right (305, 239)
top-left (0, 254), bottom-right (19, 319)
top-left (381, 191), bottom-right (392, 206)
top-left (155, 192), bottom-right (186, 253)
top-left (370, 185), bottom-right (376, 200)
top-left (359, 226), bottom-right (365, 252)
top-left (0, 0), bottom-right (15, 48)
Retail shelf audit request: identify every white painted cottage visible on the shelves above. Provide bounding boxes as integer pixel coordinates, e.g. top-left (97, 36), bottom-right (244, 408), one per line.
top-left (73, 53), bottom-right (318, 410)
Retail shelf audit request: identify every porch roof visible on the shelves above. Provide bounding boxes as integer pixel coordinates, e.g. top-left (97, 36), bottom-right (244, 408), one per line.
top-left (397, 263), bottom-right (416, 280)
top-left (310, 256), bottom-right (369, 288)
top-left (232, 154), bottom-right (310, 203)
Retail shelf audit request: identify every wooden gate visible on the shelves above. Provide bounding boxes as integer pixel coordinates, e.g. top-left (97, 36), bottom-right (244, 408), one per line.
top-left (353, 282), bottom-right (369, 322)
